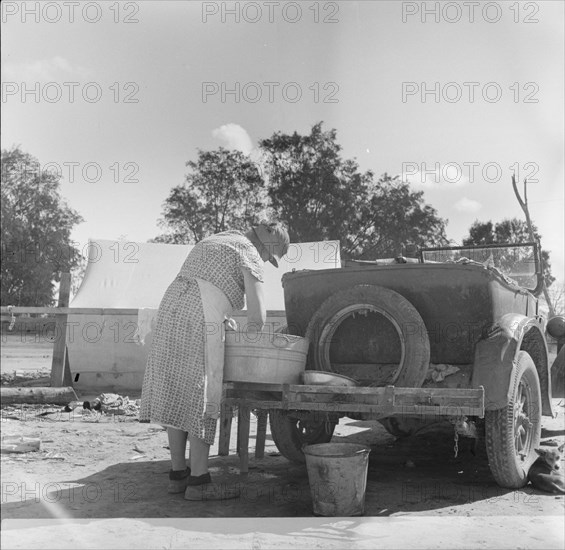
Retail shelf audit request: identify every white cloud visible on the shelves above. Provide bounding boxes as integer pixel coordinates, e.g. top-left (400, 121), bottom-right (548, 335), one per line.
top-left (212, 123), bottom-right (253, 155)
top-left (454, 197), bottom-right (482, 213)
top-left (400, 164), bottom-right (470, 188)
top-left (2, 56), bottom-right (92, 81)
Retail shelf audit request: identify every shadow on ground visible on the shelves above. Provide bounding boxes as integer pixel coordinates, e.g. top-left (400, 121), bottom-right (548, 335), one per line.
top-left (3, 423), bottom-right (541, 519)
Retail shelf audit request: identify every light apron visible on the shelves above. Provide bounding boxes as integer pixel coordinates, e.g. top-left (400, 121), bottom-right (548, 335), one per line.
top-left (196, 278), bottom-right (232, 420)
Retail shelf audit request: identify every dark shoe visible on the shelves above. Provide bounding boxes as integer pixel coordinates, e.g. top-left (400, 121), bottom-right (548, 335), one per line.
top-left (184, 473), bottom-right (240, 501)
top-left (186, 473), bottom-right (212, 486)
top-left (168, 467), bottom-right (191, 494)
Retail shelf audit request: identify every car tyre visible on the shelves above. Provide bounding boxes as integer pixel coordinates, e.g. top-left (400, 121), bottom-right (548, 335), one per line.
top-left (485, 350), bottom-right (541, 488)
top-left (303, 284), bottom-right (430, 437)
top-left (268, 410), bottom-right (336, 463)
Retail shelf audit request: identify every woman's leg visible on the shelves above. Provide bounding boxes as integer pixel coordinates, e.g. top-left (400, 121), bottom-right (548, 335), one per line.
top-left (167, 428), bottom-right (188, 471)
top-left (188, 435), bottom-right (210, 476)
top-left (185, 430), bottom-right (240, 500)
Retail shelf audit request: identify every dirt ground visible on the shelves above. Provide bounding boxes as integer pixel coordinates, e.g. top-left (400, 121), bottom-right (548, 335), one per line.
top-left (1, 335), bottom-right (565, 549)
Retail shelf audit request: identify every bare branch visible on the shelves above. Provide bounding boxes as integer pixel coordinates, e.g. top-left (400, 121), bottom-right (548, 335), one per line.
top-left (511, 174), bottom-right (555, 317)
top-left (511, 173), bottom-right (526, 210)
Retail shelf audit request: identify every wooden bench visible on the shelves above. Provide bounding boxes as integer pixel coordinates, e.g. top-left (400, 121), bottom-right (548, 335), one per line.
top-left (219, 381), bottom-right (485, 474)
top-left (218, 403), bottom-right (268, 474)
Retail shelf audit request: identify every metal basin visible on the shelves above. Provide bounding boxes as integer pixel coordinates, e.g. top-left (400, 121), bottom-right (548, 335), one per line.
top-left (302, 371), bottom-right (359, 386)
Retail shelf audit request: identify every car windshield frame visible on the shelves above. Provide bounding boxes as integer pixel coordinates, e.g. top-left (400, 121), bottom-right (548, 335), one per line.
top-left (419, 242), bottom-right (543, 294)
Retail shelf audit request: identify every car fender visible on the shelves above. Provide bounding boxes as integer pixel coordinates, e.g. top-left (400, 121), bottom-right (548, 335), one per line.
top-left (472, 313), bottom-right (552, 415)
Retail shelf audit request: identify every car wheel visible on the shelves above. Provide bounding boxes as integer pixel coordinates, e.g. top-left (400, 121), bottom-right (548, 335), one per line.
top-left (485, 350), bottom-right (541, 488)
top-left (268, 410), bottom-right (336, 463)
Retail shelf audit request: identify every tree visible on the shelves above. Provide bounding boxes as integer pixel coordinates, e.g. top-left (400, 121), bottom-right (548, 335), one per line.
top-left (259, 123), bottom-right (447, 259)
top-left (152, 148), bottom-right (268, 244)
top-left (547, 283), bottom-right (564, 317)
top-left (347, 173), bottom-right (447, 259)
top-left (463, 218), bottom-right (554, 288)
top-left (1, 147), bottom-right (83, 306)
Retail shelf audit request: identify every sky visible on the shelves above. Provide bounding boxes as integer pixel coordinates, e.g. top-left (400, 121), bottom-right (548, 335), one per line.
top-left (1, 0), bottom-right (564, 283)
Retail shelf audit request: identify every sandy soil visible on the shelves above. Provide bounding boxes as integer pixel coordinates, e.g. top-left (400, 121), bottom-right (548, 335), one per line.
top-left (2, 402), bottom-right (564, 518)
top-left (1, 335), bottom-right (564, 549)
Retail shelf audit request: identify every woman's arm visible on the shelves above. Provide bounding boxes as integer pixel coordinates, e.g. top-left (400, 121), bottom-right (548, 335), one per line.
top-left (242, 267), bottom-right (266, 332)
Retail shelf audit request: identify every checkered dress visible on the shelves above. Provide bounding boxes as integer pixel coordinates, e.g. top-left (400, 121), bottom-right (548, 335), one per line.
top-left (140, 231), bottom-right (264, 444)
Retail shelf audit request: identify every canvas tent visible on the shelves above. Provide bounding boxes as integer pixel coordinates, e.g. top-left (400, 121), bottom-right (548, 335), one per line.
top-left (68, 238), bottom-right (341, 393)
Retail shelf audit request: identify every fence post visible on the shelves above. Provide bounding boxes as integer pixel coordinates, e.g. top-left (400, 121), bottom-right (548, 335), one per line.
top-left (50, 273), bottom-right (72, 388)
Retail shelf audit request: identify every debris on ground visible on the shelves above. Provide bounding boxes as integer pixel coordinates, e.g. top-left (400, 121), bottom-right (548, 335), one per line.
top-left (1, 393), bottom-right (141, 423)
top-left (82, 393), bottom-right (141, 416)
top-left (1, 436), bottom-right (41, 453)
top-left (1, 369), bottom-right (51, 387)
top-left (42, 451), bottom-right (65, 460)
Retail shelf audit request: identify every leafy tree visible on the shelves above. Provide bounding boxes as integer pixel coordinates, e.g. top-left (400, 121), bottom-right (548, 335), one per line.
top-left (1, 147), bottom-right (83, 306)
top-left (259, 123), bottom-right (447, 259)
top-left (463, 218), bottom-right (554, 288)
top-left (347, 173), bottom-right (447, 259)
top-left (152, 148), bottom-right (267, 244)
top-left (258, 123), bottom-right (371, 247)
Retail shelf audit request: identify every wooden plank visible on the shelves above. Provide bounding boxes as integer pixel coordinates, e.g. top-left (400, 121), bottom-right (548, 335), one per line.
top-left (220, 401), bottom-right (483, 417)
top-left (223, 399), bottom-right (284, 410)
top-left (1, 386), bottom-right (78, 405)
top-left (237, 406), bottom-right (251, 474)
top-left (392, 387), bottom-right (477, 397)
top-left (225, 382), bottom-right (284, 393)
top-left (281, 384), bottom-right (290, 410)
top-left (221, 401), bottom-right (483, 416)
top-left (224, 389), bottom-right (282, 401)
top-left (287, 387), bottom-right (483, 406)
top-left (222, 385), bottom-right (484, 418)
top-left (225, 382), bottom-right (484, 399)
top-left (283, 401), bottom-right (483, 416)
top-left (384, 385), bottom-right (395, 407)
top-left (224, 388), bottom-right (282, 399)
top-left (397, 404), bottom-right (484, 416)
top-left (221, 399), bottom-right (483, 417)
top-left (255, 411), bottom-right (268, 459)
top-left (286, 385), bottom-right (379, 394)
top-left (50, 273), bottom-right (71, 388)
top-left (218, 405), bottom-right (234, 456)
top-left (286, 385), bottom-right (483, 399)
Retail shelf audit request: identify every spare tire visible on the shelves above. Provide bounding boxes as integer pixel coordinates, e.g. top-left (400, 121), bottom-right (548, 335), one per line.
top-left (304, 284), bottom-right (430, 437)
top-left (305, 284), bottom-right (430, 387)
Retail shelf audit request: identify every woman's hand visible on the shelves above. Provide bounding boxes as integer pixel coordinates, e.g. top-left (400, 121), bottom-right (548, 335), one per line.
top-left (224, 317), bottom-right (238, 331)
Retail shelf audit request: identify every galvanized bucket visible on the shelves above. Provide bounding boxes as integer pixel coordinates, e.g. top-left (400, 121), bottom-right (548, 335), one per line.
top-left (224, 331), bottom-right (309, 385)
top-left (303, 442), bottom-right (371, 516)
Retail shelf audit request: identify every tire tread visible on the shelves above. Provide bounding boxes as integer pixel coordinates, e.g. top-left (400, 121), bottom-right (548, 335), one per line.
top-left (485, 351), bottom-right (541, 488)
